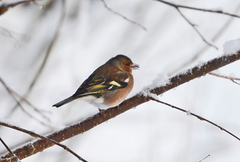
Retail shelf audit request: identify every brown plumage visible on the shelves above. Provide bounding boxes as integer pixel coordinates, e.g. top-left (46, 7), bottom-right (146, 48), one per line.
top-left (53, 55), bottom-right (139, 111)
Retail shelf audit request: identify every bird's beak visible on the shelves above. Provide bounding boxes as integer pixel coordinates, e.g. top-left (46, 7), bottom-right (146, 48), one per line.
top-left (131, 63), bottom-right (139, 70)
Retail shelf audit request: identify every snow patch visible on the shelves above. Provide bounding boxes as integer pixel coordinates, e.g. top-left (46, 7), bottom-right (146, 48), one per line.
top-left (223, 37), bottom-right (240, 55)
top-left (211, 69), bottom-right (221, 75)
top-left (140, 73), bottom-right (169, 97)
top-left (229, 73), bottom-right (236, 78)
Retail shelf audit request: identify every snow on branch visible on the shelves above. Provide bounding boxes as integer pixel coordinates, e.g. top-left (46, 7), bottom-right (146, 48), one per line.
top-left (223, 37), bottom-right (240, 55)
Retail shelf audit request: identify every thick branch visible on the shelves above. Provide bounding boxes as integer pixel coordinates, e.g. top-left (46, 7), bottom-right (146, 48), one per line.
top-left (0, 122), bottom-right (87, 162)
top-left (1, 51), bottom-right (240, 161)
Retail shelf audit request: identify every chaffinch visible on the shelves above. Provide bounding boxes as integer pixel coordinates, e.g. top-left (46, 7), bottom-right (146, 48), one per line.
top-left (53, 54), bottom-right (139, 112)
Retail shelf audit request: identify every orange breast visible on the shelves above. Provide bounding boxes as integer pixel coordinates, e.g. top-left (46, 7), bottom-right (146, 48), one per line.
top-left (103, 75), bottom-right (134, 107)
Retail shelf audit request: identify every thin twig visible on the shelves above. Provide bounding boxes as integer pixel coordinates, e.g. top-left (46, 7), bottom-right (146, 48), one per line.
top-left (7, 0), bottom-right (66, 120)
top-left (27, 0), bottom-right (66, 92)
top-left (0, 76), bottom-right (52, 120)
top-left (0, 77), bottom-right (52, 128)
top-left (0, 27), bottom-right (18, 42)
top-left (0, 138), bottom-right (20, 162)
top-left (0, 121), bottom-right (87, 162)
top-left (100, 0), bottom-right (147, 31)
top-left (156, 0), bottom-right (240, 50)
top-left (209, 72), bottom-right (240, 80)
top-left (0, 0), bottom-right (36, 15)
top-left (11, 87), bottom-right (52, 122)
top-left (0, 26), bottom-right (30, 47)
top-left (199, 154), bottom-right (210, 162)
top-left (209, 72), bottom-right (240, 85)
top-left (169, 2), bottom-right (240, 76)
top-left (176, 8), bottom-right (218, 50)
top-left (150, 97), bottom-right (240, 141)
top-left (231, 80), bottom-right (240, 85)
top-left (156, 0), bottom-right (240, 18)
top-left (0, 138), bottom-right (14, 158)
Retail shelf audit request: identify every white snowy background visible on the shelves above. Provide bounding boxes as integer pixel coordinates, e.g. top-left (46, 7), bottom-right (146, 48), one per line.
top-left (0, 0), bottom-right (240, 162)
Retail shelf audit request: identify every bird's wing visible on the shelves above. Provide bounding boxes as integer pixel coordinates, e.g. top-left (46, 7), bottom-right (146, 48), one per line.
top-left (73, 73), bottom-right (130, 98)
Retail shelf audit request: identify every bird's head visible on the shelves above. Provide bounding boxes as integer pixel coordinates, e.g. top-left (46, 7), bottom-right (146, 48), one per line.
top-left (111, 54), bottom-right (139, 73)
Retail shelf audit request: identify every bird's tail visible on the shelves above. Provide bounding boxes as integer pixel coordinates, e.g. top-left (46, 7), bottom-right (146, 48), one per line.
top-left (53, 96), bottom-right (75, 108)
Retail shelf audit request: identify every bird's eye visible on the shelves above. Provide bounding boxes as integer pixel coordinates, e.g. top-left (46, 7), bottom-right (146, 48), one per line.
top-left (125, 63), bottom-right (130, 66)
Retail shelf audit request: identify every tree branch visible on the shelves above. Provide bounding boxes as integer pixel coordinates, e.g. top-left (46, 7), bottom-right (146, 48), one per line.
top-left (27, 0), bottom-right (65, 93)
top-left (0, 0), bottom-right (37, 15)
top-left (176, 8), bottom-right (218, 50)
top-left (150, 97), bottom-right (240, 141)
top-left (100, 0), bottom-right (147, 31)
top-left (0, 138), bottom-right (15, 160)
top-left (209, 72), bottom-right (240, 85)
top-left (156, 0), bottom-right (240, 18)
top-left (0, 121), bottom-right (87, 162)
top-left (7, 0), bottom-right (66, 120)
top-left (155, 0), bottom-right (240, 49)
top-left (0, 77), bottom-right (51, 127)
top-left (1, 51), bottom-right (240, 161)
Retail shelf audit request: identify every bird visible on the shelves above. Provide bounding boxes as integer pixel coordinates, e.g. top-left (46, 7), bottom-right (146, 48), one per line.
top-left (53, 54), bottom-right (139, 112)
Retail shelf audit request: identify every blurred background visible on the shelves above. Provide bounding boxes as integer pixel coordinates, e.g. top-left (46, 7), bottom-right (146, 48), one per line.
top-left (1, 0), bottom-right (240, 161)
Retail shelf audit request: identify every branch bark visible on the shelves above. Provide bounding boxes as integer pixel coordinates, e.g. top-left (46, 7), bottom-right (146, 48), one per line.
top-left (1, 51), bottom-right (240, 161)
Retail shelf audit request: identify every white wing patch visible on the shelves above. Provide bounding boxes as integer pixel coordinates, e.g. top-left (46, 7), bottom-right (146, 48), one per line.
top-left (124, 77), bottom-right (129, 83)
top-left (108, 85), bottom-right (114, 90)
